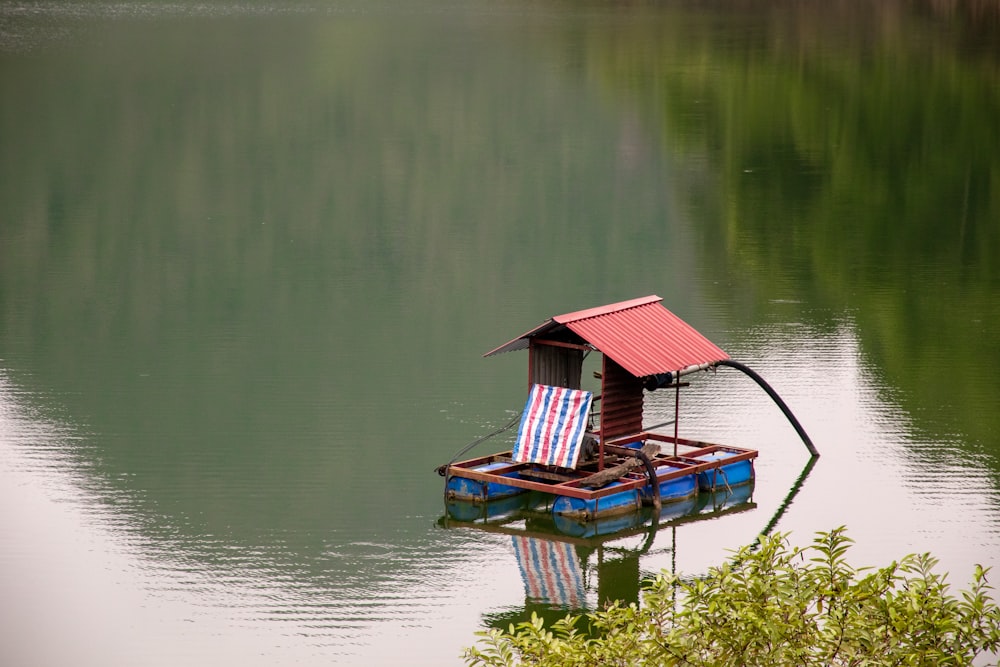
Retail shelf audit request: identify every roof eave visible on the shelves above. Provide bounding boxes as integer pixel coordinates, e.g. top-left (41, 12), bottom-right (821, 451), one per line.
top-left (483, 319), bottom-right (559, 357)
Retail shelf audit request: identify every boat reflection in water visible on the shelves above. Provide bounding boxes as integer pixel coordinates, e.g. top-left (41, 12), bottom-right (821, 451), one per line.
top-left (439, 482), bottom-right (755, 626)
top-left (440, 455), bottom-right (817, 631)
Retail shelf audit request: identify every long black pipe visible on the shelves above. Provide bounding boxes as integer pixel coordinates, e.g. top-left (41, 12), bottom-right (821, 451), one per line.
top-left (758, 455), bottom-right (818, 540)
top-left (714, 359), bottom-right (820, 457)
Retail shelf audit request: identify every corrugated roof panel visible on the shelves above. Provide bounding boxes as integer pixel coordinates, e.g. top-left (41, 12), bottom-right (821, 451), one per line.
top-left (559, 296), bottom-right (728, 377)
top-left (484, 295), bottom-right (728, 377)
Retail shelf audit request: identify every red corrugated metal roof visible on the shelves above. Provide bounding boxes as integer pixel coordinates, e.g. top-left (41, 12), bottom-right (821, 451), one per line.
top-left (485, 295), bottom-right (729, 377)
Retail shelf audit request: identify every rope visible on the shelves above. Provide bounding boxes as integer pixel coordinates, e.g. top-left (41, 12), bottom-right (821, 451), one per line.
top-left (716, 466), bottom-right (733, 497)
top-left (436, 410), bottom-right (523, 474)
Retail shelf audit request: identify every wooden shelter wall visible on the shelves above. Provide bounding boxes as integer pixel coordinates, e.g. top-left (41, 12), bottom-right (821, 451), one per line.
top-left (599, 357), bottom-right (643, 441)
top-left (529, 344), bottom-right (583, 389)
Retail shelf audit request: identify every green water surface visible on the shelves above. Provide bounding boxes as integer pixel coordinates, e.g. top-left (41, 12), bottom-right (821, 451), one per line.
top-left (1, 2), bottom-right (998, 665)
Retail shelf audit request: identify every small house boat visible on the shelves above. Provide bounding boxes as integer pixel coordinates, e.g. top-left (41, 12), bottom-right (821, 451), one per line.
top-left (438, 295), bottom-right (816, 526)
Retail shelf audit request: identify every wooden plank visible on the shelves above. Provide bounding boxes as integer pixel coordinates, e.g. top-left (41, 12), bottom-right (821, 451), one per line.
top-left (580, 443), bottom-right (659, 488)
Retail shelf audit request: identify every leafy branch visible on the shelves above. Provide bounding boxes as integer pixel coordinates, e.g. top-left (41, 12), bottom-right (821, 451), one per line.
top-left (465, 528), bottom-right (1000, 667)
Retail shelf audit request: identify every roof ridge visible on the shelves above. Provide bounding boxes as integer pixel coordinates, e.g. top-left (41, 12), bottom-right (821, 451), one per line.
top-left (553, 295), bottom-right (661, 324)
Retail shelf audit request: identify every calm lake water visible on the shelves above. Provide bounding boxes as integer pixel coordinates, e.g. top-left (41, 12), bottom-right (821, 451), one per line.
top-left (2, 1), bottom-right (999, 665)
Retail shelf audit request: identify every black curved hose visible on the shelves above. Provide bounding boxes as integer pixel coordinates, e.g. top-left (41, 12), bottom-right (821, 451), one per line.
top-left (635, 449), bottom-right (661, 511)
top-left (715, 359), bottom-right (819, 457)
top-left (758, 455), bottom-right (818, 540)
top-left (604, 443), bottom-right (662, 511)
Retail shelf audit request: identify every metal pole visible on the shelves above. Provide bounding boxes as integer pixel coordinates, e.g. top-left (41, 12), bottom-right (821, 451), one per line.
top-left (673, 373), bottom-right (680, 458)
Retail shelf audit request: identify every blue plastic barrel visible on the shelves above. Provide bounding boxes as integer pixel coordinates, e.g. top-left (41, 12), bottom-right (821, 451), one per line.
top-left (694, 451), bottom-right (753, 491)
top-left (445, 462), bottom-right (526, 502)
top-left (551, 482), bottom-right (641, 521)
top-left (641, 466), bottom-right (698, 504)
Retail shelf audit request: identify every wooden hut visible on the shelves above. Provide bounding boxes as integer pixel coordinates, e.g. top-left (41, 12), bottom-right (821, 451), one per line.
top-left (441, 296), bottom-right (765, 522)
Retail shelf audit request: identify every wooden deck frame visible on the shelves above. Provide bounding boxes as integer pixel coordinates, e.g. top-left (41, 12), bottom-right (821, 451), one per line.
top-left (445, 433), bottom-right (757, 503)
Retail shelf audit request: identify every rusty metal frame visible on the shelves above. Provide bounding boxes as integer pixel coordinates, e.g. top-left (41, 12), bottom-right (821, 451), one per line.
top-left (444, 437), bottom-right (758, 503)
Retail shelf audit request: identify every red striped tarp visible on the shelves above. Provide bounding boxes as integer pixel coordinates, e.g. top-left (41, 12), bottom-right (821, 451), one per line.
top-left (512, 384), bottom-right (593, 469)
top-left (512, 535), bottom-right (585, 609)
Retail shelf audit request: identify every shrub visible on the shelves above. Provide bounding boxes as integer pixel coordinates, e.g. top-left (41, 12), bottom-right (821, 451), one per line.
top-left (465, 528), bottom-right (1000, 666)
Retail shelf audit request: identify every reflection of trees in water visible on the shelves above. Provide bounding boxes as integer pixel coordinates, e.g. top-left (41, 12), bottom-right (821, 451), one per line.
top-left (575, 1), bottom-right (1000, 456)
top-left (2, 0), bottom-right (998, 612)
top-left (0, 8), bottom-right (689, 543)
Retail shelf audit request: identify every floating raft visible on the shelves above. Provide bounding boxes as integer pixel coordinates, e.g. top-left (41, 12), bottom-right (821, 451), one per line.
top-left (446, 437), bottom-right (756, 522)
top-left (439, 295), bottom-right (814, 530)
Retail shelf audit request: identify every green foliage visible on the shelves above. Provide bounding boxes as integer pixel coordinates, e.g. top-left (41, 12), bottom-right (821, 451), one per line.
top-left (464, 528), bottom-right (1000, 667)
